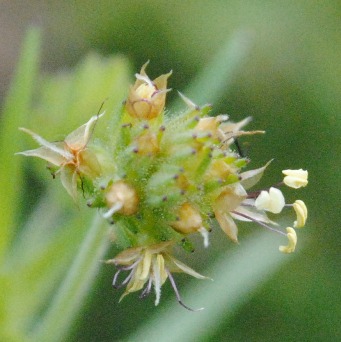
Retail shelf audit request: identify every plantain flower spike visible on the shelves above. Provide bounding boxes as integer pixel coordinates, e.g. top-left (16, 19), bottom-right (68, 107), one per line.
top-left (279, 227), bottom-right (297, 253)
top-left (17, 114), bottom-right (103, 200)
top-left (17, 63), bottom-right (310, 309)
top-left (125, 61), bottom-right (172, 119)
top-left (282, 169), bottom-right (308, 189)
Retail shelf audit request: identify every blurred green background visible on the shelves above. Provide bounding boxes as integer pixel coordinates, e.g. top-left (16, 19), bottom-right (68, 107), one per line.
top-left (0, 1), bottom-right (340, 341)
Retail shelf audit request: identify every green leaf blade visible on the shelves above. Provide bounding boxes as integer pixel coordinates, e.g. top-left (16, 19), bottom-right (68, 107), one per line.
top-left (30, 213), bottom-right (110, 342)
top-left (0, 27), bottom-right (41, 259)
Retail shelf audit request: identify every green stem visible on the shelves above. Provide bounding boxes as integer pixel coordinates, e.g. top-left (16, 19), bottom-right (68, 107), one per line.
top-left (30, 213), bottom-right (110, 342)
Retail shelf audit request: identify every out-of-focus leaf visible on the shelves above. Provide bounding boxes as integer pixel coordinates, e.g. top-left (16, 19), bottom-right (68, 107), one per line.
top-left (30, 213), bottom-right (110, 342)
top-left (128, 232), bottom-right (294, 342)
top-left (29, 54), bottom-right (131, 140)
top-left (171, 30), bottom-right (253, 111)
top-left (6, 186), bottom-right (73, 266)
top-left (0, 185), bottom-right (88, 338)
top-left (0, 28), bottom-right (41, 260)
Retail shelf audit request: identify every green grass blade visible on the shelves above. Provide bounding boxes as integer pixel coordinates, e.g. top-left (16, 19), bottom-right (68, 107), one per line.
top-left (0, 27), bottom-right (41, 259)
top-left (2, 216), bottom-right (89, 340)
top-left (128, 232), bottom-right (293, 342)
top-left (30, 213), bottom-right (110, 342)
top-left (172, 30), bottom-right (253, 110)
top-left (2, 199), bottom-right (93, 333)
top-left (6, 186), bottom-right (76, 267)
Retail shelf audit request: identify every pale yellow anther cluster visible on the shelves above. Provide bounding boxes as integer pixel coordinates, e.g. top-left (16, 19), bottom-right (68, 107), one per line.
top-left (279, 227), bottom-right (297, 253)
top-left (255, 187), bottom-right (285, 214)
top-left (293, 200), bottom-right (308, 228)
top-left (282, 169), bottom-right (308, 189)
top-left (276, 169), bottom-right (308, 253)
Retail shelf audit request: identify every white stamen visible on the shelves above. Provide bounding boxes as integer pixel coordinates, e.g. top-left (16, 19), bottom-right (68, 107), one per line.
top-left (112, 270), bottom-right (121, 287)
top-left (199, 227), bottom-right (209, 248)
top-left (232, 210), bottom-right (286, 237)
top-left (152, 258), bottom-right (162, 306)
top-left (140, 278), bottom-right (153, 299)
top-left (117, 270), bottom-right (134, 289)
top-left (166, 269), bottom-right (204, 312)
top-left (102, 202), bottom-right (123, 219)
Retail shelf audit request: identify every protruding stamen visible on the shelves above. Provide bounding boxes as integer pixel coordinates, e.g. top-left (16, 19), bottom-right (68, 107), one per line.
top-left (103, 202), bottom-right (123, 219)
top-left (117, 257), bottom-right (142, 271)
top-left (114, 270), bottom-right (134, 289)
top-left (199, 227), bottom-right (209, 248)
top-left (112, 270), bottom-right (122, 287)
top-left (166, 269), bottom-right (204, 312)
top-left (140, 277), bottom-right (153, 299)
top-left (232, 210), bottom-right (286, 236)
top-left (282, 169), bottom-right (308, 189)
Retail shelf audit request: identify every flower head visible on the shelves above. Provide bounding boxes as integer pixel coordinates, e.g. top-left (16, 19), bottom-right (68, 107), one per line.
top-left (17, 114), bottom-right (103, 200)
top-left (125, 61), bottom-right (172, 119)
top-left (18, 63), bottom-right (310, 309)
top-left (105, 241), bottom-right (207, 310)
top-left (282, 169), bottom-right (308, 189)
